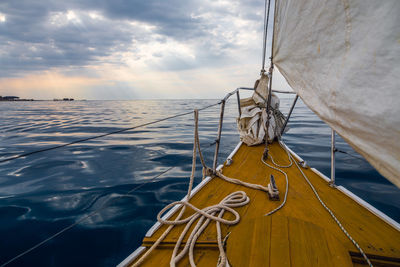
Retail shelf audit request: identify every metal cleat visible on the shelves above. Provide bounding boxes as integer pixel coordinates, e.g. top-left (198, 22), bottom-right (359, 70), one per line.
top-left (267, 174), bottom-right (280, 201)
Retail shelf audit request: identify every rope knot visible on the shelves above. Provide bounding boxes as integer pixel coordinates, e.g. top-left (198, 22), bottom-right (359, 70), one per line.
top-left (202, 167), bottom-right (214, 178)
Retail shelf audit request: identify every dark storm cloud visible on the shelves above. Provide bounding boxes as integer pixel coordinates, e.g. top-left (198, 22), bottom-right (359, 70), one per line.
top-left (0, 0), bottom-right (264, 77)
top-left (77, 0), bottom-right (201, 38)
top-left (0, 0), bottom-right (138, 76)
top-left (74, 0), bottom-right (263, 39)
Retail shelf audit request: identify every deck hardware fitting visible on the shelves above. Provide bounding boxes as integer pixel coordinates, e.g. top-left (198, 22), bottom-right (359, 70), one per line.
top-left (267, 174), bottom-right (280, 201)
top-left (299, 160), bottom-right (308, 169)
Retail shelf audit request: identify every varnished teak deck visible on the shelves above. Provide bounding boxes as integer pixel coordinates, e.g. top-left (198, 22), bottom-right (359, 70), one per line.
top-left (128, 142), bottom-right (400, 266)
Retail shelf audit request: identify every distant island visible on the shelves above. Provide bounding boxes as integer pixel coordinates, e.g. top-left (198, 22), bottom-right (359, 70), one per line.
top-left (53, 98), bottom-right (74, 101)
top-left (0, 96), bottom-right (34, 101)
top-left (0, 96), bottom-right (75, 101)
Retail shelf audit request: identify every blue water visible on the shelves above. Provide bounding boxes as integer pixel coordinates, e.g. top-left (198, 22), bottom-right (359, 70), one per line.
top-left (0, 97), bottom-right (399, 266)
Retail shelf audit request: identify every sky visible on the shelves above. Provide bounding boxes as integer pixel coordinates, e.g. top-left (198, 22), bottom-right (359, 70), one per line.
top-left (0, 0), bottom-right (291, 100)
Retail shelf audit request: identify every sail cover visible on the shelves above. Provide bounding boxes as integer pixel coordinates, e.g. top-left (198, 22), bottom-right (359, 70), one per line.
top-left (273, 0), bottom-right (400, 187)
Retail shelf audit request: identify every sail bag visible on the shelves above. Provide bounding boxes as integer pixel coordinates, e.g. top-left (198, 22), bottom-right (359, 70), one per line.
top-left (273, 0), bottom-right (400, 187)
top-left (237, 74), bottom-right (286, 146)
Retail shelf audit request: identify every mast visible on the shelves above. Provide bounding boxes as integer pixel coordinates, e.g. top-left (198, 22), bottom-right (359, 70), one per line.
top-left (260, 0), bottom-right (272, 74)
top-left (262, 0), bottom-right (277, 160)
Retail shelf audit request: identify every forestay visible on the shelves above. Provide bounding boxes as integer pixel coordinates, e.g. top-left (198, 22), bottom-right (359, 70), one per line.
top-left (272, 0), bottom-right (400, 187)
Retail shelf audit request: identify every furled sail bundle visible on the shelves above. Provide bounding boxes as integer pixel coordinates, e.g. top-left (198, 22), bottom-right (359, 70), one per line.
top-left (273, 0), bottom-right (400, 187)
top-left (237, 74), bottom-right (286, 146)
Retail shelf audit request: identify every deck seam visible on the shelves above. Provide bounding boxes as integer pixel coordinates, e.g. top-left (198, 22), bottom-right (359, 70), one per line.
top-left (287, 218), bottom-right (292, 267)
top-left (268, 216), bottom-right (272, 267)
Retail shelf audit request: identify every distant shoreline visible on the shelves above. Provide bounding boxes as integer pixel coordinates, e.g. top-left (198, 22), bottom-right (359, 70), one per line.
top-left (0, 99), bottom-right (35, 101)
top-left (0, 99), bottom-right (79, 102)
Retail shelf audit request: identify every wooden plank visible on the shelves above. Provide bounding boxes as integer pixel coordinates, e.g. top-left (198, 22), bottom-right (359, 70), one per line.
top-left (131, 247), bottom-right (220, 266)
top-left (324, 230), bottom-right (353, 266)
top-left (226, 216), bottom-right (271, 267)
top-left (249, 216), bottom-right (271, 266)
top-left (287, 216), bottom-right (353, 266)
top-left (270, 215), bottom-right (290, 267)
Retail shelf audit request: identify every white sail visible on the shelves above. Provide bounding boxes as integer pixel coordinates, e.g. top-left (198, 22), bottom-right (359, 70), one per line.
top-left (273, 0), bottom-right (400, 187)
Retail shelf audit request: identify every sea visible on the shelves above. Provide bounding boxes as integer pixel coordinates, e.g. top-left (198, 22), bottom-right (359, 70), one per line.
top-left (0, 96), bottom-right (399, 266)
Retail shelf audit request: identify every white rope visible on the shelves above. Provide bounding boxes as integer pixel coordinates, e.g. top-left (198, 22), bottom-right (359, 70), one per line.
top-left (215, 171), bottom-right (269, 193)
top-left (282, 143), bottom-right (373, 267)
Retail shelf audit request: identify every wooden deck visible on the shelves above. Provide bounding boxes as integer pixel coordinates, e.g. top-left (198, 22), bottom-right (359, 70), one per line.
top-left (126, 142), bottom-right (400, 266)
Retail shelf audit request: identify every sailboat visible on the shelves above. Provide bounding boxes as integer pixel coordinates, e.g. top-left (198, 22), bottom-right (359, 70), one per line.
top-left (119, 0), bottom-right (400, 266)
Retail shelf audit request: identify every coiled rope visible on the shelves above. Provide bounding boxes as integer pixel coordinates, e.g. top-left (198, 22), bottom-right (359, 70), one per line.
top-left (158, 191), bottom-right (249, 267)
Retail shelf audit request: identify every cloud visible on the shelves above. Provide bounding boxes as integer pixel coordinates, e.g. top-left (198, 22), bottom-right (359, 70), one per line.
top-left (0, 0), bottom-right (287, 99)
top-left (0, 12), bottom-right (6, 22)
top-left (0, 4), bottom-right (150, 77)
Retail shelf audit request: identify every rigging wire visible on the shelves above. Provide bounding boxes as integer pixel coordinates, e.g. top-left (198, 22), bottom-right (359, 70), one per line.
top-left (0, 102), bottom-right (220, 164)
top-left (0, 166), bottom-right (175, 267)
top-left (335, 148), bottom-right (365, 161)
top-left (261, 0), bottom-right (271, 73)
